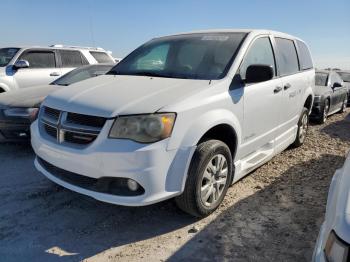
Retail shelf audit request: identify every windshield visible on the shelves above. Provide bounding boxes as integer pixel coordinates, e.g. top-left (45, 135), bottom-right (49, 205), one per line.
top-left (338, 72), bottom-right (350, 82)
top-left (0, 48), bottom-right (19, 67)
top-left (315, 73), bottom-right (329, 86)
top-left (108, 33), bottom-right (247, 80)
top-left (52, 64), bottom-right (113, 86)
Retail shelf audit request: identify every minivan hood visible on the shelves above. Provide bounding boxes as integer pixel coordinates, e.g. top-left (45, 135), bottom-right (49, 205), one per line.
top-left (43, 75), bottom-right (210, 117)
top-left (0, 85), bottom-right (58, 109)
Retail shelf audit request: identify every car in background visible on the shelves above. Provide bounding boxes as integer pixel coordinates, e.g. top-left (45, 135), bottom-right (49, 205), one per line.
top-left (337, 70), bottom-right (350, 106)
top-left (311, 70), bottom-right (348, 123)
top-left (0, 45), bottom-right (115, 93)
top-left (0, 64), bottom-right (114, 142)
top-left (313, 151), bottom-right (350, 262)
top-left (31, 29), bottom-right (314, 217)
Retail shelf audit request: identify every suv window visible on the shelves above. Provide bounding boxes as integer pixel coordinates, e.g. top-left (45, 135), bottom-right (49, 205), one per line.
top-left (19, 50), bottom-right (56, 68)
top-left (338, 72), bottom-right (350, 82)
top-left (331, 72), bottom-right (343, 85)
top-left (60, 50), bottom-right (88, 67)
top-left (240, 37), bottom-right (276, 79)
top-left (89, 51), bottom-right (113, 63)
top-left (275, 38), bottom-right (299, 76)
top-left (296, 40), bottom-right (313, 70)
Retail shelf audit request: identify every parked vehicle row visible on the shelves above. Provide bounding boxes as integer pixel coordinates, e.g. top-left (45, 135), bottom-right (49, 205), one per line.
top-left (0, 45), bottom-right (115, 92)
top-left (0, 64), bottom-right (114, 142)
top-left (311, 70), bottom-right (348, 123)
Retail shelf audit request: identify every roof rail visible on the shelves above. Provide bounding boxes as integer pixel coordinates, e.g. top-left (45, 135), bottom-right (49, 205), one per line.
top-left (49, 44), bottom-right (105, 51)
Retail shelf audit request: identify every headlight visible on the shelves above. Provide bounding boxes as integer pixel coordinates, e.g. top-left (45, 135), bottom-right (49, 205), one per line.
top-left (3, 107), bottom-right (39, 121)
top-left (109, 113), bottom-right (176, 143)
top-left (325, 231), bottom-right (349, 262)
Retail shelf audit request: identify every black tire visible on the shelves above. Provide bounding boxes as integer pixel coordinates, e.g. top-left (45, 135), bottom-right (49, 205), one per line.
top-left (317, 99), bottom-right (330, 124)
top-left (340, 95), bottom-right (348, 113)
top-left (175, 140), bottom-right (233, 217)
top-left (291, 107), bottom-right (309, 148)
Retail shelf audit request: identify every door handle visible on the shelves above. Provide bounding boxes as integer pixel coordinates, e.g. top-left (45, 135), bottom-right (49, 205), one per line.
top-left (50, 72), bottom-right (60, 77)
top-left (274, 86), bottom-right (282, 93)
top-left (284, 83), bottom-right (291, 90)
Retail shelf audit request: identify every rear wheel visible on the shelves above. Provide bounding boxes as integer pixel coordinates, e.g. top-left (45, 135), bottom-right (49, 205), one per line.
top-left (318, 99), bottom-right (330, 124)
top-left (340, 95), bottom-right (348, 113)
top-left (175, 140), bottom-right (233, 217)
top-left (291, 107), bottom-right (309, 148)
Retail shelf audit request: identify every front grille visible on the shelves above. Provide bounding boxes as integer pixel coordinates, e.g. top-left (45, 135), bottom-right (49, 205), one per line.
top-left (38, 157), bottom-right (145, 196)
top-left (39, 106), bottom-right (106, 146)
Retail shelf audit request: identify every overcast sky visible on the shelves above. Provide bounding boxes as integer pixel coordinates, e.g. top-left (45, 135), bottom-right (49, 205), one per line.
top-left (1, 0), bottom-right (349, 69)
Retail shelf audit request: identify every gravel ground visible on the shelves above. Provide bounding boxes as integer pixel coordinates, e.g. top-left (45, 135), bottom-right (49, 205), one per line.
top-left (0, 109), bottom-right (349, 262)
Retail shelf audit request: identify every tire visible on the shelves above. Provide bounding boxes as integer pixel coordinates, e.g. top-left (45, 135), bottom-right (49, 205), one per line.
top-left (317, 99), bottom-right (330, 124)
top-left (175, 139), bottom-right (233, 217)
top-left (340, 95), bottom-right (348, 113)
top-left (291, 107), bottom-right (309, 148)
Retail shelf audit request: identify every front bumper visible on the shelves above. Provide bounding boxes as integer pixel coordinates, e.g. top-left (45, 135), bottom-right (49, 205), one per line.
top-left (31, 121), bottom-right (195, 206)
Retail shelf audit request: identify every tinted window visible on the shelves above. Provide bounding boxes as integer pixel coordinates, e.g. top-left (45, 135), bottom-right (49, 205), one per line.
top-left (296, 40), bottom-right (313, 70)
top-left (338, 72), bottom-right (350, 82)
top-left (60, 50), bottom-right (88, 67)
top-left (331, 72), bottom-right (343, 85)
top-left (0, 48), bottom-right (19, 67)
top-left (109, 33), bottom-right (247, 80)
top-left (52, 64), bottom-right (113, 86)
top-left (240, 37), bottom-right (275, 79)
top-left (90, 51), bottom-right (114, 63)
top-left (315, 73), bottom-right (328, 86)
top-left (275, 38), bottom-right (299, 75)
top-left (20, 51), bottom-right (56, 68)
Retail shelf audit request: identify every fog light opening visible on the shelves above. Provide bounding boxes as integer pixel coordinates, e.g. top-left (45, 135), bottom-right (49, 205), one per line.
top-left (127, 179), bottom-right (139, 191)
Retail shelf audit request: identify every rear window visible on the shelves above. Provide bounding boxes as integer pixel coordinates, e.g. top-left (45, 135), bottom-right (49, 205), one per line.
top-left (19, 50), bottom-right (56, 68)
top-left (296, 40), bottom-right (313, 70)
top-left (338, 72), bottom-right (350, 82)
top-left (315, 72), bottom-right (328, 86)
top-left (89, 51), bottom-right (113, 63)
top-left (275, 38), bottom-right (299, 76)
top-left (60, 50), bottom-right (88, 67)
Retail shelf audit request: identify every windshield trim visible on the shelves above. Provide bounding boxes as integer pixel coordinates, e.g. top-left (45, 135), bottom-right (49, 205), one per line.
top-left (107, 33), bottom-right (248, 80)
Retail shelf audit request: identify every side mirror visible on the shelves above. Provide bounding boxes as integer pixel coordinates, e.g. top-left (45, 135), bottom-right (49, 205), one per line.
top-left (245, 64), bottom-right (274, 84)
top-left (13, 60), bottom-right (29, 69)
top-left (332, 82), bottom-right (342, 88)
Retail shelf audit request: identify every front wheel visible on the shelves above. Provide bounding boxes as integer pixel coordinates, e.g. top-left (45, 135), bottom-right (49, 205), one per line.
top-left (291, 107), bottom-right (309, 148)
top-left (175, 140), bottom-right (233, 217)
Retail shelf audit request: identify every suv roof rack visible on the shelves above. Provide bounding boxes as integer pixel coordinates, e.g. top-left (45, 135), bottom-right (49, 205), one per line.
top-left (49, 44), bottom-right (105, 51)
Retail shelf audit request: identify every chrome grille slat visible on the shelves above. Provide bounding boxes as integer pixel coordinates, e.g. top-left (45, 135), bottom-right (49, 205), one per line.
top-left (39, 106), bottom-right (106, 145)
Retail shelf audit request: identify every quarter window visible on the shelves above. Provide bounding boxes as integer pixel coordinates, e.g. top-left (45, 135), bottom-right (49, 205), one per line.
top-left (89, 51), bottom-right (113, 63)
top-left (275, 38), bottom-right (299, 75)
top-left (60, 50), bottom-right (88, 67)
top-left (240, 37), bottom-right (276, 80)
top-left (19, 51), bottom-right (56, 68)
top-left (296, 40), bottom-right (313, 70)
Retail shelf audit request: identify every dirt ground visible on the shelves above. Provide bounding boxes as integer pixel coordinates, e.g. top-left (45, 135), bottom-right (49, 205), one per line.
top-left (0, 109), bottom-right (349, 262)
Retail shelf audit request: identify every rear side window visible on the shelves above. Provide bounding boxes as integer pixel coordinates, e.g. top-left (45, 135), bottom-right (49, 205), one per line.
top-left (240, 37), bottom-right (276, 79)
top-left (315, 73), bottom-right (328, 86)
top-left (275, 38), bottom-right (299, 76)
top-left (60, 50), bottom-right (88, 67)
top-left (296, 40), bottom-right (313, 70)
top-left (89, 51), bottom-right (113, 63)
top-left (20, 51), bottom-right (56, 68)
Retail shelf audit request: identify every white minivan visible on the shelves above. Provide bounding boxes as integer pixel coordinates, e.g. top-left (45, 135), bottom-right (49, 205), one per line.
top-left (31, 30), bottom-right (314, 217)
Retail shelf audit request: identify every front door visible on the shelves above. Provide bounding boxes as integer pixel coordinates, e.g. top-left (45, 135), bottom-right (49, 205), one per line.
top-left (239, 36), bottom-right (283, 158)
top-left (13, 49), bottom-right (60, 89)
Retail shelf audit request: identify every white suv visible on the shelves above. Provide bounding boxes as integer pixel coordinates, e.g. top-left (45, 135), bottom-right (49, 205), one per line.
top-left (0, 45), bottom-right (115, 92)
top-left (31, 30), bottom-right (314, 217)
